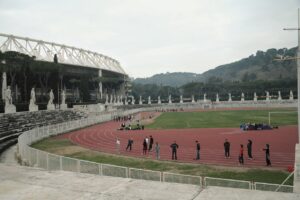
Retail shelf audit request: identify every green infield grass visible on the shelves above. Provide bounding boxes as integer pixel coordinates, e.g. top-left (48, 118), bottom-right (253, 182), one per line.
top-left (146, 109), bottom-right (297, 129)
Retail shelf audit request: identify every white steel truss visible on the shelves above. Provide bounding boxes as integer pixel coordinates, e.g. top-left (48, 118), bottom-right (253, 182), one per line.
top-left (0, 33), bottom-right (126, 75)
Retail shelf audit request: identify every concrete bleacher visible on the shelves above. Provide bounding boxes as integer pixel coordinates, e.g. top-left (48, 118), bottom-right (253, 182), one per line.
top-left (0, 110), bottom-right (87, 154)
top-left (0, 163), bottom-right (299, 200)
top-left (0, 163), bottom-right (201, 200)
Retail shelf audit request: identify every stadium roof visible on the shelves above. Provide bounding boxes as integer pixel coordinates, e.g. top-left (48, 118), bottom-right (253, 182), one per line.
top-left (0, 33), bottom-right (126, 75)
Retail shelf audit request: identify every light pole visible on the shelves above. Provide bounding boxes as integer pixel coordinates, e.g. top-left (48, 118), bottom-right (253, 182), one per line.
top-left (283, 8), bottom-right (300, 142)
top-left (281, 8), bottom-right (300, 192)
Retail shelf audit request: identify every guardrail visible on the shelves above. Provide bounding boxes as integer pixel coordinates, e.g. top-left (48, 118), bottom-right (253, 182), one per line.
top-left (17, 106), bottom-right (294, 192)
top-left (204, 177), bottom-right (252, 189)
top-left (254, 182), bottom-right (294, 193)
top-left (163, 172), bottom-right (202, 185)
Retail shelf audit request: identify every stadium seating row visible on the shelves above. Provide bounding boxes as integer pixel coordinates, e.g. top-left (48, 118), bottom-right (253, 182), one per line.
top-left (0, 110), bottom-right (87, 154)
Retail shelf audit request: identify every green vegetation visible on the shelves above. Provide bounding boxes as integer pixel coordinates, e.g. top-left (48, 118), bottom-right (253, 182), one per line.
top-left (32, 138), bottom-right (294, 185)
top-left (134, 72), bottom-right (201, 87)
top-left (133, 47), bottom-right (297, 87)
top-left (132, 47), bottom-right (298, 101)
top-left (147, 109), bottom-right (297, 129)
top-left (31, 138), bottom-right (74, 150)
top-left (132, 79), bottom-right (297, 102)
top-left (200, 47), bottom-right (297, 83)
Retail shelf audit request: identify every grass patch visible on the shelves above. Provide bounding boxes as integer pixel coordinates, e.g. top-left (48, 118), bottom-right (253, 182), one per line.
top-left (31, 138), bottom-right (74, 150)
top-left (146, 109), bottom-right (297, 129)
top-left (32, 137), bottom-right (294, 185)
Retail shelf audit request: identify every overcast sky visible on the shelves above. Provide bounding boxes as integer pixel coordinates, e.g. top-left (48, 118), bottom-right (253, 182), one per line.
top-left (0, 0), bottom-right (299, 78)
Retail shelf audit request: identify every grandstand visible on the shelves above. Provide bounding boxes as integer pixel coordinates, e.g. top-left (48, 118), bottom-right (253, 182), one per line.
top-left (0, 110), bottom-right (87, 154)
top-left (0, 33), bottom-right (128, 154)
top-left (0, 33), bottom-right (130, 111)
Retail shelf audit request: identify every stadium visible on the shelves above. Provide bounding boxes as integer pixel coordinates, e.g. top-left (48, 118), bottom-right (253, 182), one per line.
top-left (0, 33), bottom-right (300, 200)
top-left (0, 33), bottom-right (129, 112)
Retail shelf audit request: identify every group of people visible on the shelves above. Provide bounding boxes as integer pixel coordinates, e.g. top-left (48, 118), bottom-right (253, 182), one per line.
top-left (142, 136), bottom-right (157, 154)
top-left (124, 136), bottom-right (158, 157)
top-left (240, 122), bottom-right (274, 131)
top-left (224, 139), bottom-right (271, 166)
top-left (116, 137), bottom-right (272, 167)
top-left (118, 122), bottom-right (144, 131)
top-left (122, 136), bottom-right (178, 160)
top-left (113, 115), bottom-right (133, 122)
top-left (155, 108), bottom-right (183, 112)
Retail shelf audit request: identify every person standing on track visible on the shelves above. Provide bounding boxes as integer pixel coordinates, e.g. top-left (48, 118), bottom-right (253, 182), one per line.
top-left (238, 144), bottom-right (244, 165)
top-left (247, 139), bottom-right (253, 160)
top-left (195, 140), bottom-right (200, 160)
top-left (145, 137), bottom-right (149, 150)
top-left (263, 144), bottom-right (271, 166)
top-left (170, 141), bottom-right (179, 160)
top-left (155, 142), bottom-right (160, 160)
top-left (126, 138), bottom-right (133, 151)
top-left (143, 138), bottom-right (147, 155)
top-left (224, 139), bottom-right (230, 158)
top-left (116, 138), bottom-right (120, 154)
top-left (149, 135), bottom-right (154, 151)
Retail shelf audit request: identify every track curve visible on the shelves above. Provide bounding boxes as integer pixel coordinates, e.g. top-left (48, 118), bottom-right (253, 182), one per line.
top-left (60, 113), bottom-right (298, 169)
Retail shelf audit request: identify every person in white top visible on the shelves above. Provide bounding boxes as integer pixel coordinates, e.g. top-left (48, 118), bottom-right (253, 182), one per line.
top-left (145, 137), bottom-right (149, 146)
top-left (116, 138), bottom-right (120, 154)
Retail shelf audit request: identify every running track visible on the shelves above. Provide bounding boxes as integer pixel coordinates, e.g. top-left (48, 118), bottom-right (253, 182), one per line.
top-left (59, 114), bottom-right (298, 169)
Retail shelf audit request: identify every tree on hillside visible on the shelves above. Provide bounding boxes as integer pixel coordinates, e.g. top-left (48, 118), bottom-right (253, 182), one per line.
top-left (2, 51), bottom-right (23, 90)
top-left (21, 54), bottom-right (35, 102)
top-left (30, 61), bottom-right (58, 101)
top-left (0, 51), bottom-right (36, 102)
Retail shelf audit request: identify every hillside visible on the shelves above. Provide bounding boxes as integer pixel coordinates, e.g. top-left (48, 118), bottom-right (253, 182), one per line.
top-left (201, 47), bottom-right (297, 82)
top-left (134, 72), bottom-right (201, 87)
top-left (133, 47), bottom-right (297, 86)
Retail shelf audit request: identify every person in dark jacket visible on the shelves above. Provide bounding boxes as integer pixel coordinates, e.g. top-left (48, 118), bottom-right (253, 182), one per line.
top-left (238, 144), bottom-right (244, 165)
top-left (126, 138), bottom-right (133, 151)
top-left (263, 144), bottom-right (271, 166)
top-left (170, 141), bottom-right (179, 160)
top-left (224, 139), bottom-right (230, 158)
top-left (149, 135), bottom-right (154, 151)
top-left (247, 139), bottom-right (253, 160)
top-left (195, 140), bottom-right (200, 160)
top-left (143, 138), bottom-right (147, 155)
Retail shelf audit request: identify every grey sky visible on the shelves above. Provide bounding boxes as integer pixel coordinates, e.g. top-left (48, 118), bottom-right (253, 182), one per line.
top-left (0, 0), bottom-right (299, 78)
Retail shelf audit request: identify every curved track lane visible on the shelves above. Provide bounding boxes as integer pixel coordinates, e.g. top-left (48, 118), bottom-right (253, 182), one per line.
top-left (60, 118), bottom-right (298, 169)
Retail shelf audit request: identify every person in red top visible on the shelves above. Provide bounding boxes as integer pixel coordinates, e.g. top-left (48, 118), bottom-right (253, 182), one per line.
top-left (238, 144), bottom-right (244, 165)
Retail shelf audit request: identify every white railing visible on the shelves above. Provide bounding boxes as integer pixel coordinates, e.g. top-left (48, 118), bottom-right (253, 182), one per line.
top-left (204, 177), bottom-right (252, 189)
top-left (17, 106), bottom-right (294, 192)
top-left (129, 168), bottom-right (161, 181)
top-left (163, 172), bottom-right (202, 185)
top-left (133, 100), bottom-right (297, 110)
top-left (254, 182), bottom-right (294, 193)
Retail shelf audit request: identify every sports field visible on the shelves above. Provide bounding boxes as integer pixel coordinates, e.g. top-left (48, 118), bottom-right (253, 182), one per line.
top-left (147, 109), bottom-right (297, 129)
top-left (31, 108), bottom-right (298, 185)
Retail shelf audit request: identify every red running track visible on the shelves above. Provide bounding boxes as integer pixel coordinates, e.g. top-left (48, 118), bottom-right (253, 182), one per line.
top-left (59, 119), bottom-right (298, 169)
